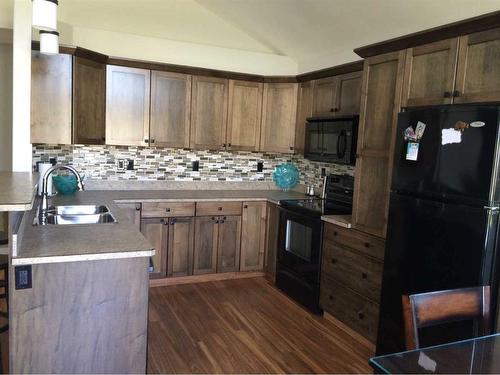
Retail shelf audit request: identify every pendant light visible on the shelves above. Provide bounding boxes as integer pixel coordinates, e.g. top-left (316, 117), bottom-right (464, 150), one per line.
top-left (39, 31), bottom-right (59, 54)
top-left (32, 0), bottom-right (58, 31)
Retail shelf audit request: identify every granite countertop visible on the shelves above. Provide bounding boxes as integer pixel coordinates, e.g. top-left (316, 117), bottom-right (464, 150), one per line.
top-left (14, 189), bottom-right (306, 265)
top-left (0, 172), bottom-right (38, 212)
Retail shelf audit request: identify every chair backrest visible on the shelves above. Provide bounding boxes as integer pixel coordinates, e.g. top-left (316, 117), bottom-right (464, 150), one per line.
top-left (402, 286), bottom-right (491, 350)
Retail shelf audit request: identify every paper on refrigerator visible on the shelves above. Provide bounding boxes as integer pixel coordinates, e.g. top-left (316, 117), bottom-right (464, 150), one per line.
top-left (441, 128), bottom-right (462, 145)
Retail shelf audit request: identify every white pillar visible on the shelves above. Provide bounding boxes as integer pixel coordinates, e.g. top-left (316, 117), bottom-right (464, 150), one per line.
top-left (12, 0), bottom-right (32, 172)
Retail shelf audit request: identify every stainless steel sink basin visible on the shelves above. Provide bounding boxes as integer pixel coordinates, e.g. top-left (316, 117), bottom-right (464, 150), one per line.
top-left (46, 205), bottom-right (110, 215)
top-left (44, 213), bottom-right (117, 225)
top-left (33, 205), bottom-right (117, 226)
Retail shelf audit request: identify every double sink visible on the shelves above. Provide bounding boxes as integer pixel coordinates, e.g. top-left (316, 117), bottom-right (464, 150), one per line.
top-left (33, 205), bottom-right (117, 226)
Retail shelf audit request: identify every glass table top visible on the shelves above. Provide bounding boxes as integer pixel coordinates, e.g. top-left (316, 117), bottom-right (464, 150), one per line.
top-left (370, 334), bottom-right (500, 374)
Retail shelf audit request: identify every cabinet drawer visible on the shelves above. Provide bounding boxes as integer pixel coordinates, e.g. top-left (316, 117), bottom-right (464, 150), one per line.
top-left (142, 202), bottom-right (195, 218)
top-left (324, 223), bottom-right (385, 260)
top-left (322, 239), bottom-right (383, 302)
top-left (320, 276), bottom-right (379, 343)
top-left (196, 201), bottom-right (242, 216)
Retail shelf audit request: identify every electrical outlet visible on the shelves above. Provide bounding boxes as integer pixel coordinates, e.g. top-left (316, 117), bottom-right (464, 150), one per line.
top-left (127, 159), bottom-right (134, 170)
top-left (321, 168), bottom-right (326, 177)
top-left (257, 161), bottom-right (263, 172)
top-left (192, 160), bottom-right (200, 171)
top-left (117, 159), bottom-right (127, 170)
top-left (15, 265), bottom-right (32, 290)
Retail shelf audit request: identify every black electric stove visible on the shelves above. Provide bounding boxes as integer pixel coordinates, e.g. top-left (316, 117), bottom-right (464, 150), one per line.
top-left (276, 174), bottom-right (354, 313)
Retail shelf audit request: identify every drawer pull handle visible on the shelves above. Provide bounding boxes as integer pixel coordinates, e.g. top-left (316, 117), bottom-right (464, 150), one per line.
top-left (244, 205), bottom-right (248, 208)
top-left (331, 258), bottom-right (337, 264)
top-left (223, 216), bottom-right (226, 220)
top-left (361, 272), bottom-right (367, 279)
top-left (165, 208), bottom-right (171, 212)
top-left (358, 312), bottom-right (365, 320)
top-left (364, 242), bottom-right (370, 248)
top-left (211, 216), bottom-right (215, 221)
top-left (218, 207), bottom-right (223, 211)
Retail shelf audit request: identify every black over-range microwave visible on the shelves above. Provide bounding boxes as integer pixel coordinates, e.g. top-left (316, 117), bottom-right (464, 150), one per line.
top-left (304, 116), bottom-right (358, 165)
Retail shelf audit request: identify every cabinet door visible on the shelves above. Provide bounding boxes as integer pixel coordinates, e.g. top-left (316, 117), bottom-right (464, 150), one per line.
top-left (240, 201), bottom-right (267, 272)
top-left (454, 28), bottom-right (500, 104)
top-left (193, 216), bottom-right (219, 275)
top-left (335, 71), bottom-right (362, 115)
top-left (401, 38), bottom-right (459, 107)
top-left (73, 57), bottom-right (106, 145)
top-left (295, 81), bottom-right (314, 154)
top-left (31, 52), bottom-right (72, 144)
top-left (167, 217), bottom-right (194, 277)
top-left (116, 202), bottom-right (141, 229)
top-left (226, 80), bottom-right (263, 151)
top-left (312, 77), bottom-right (337, 115)
top-left (106, 65), bottom-right (150, 146)
top-left (265, 202), bottom-right (280, 280)
top-left (216, 215), bottom-right (241, 273)
top-left (353, 51), bottom-right (405, 238)
top-left (260, 83), bottom-right (298, 153)
top-left (150, 71), bottom-right (191, 148)
top-left (190, 76), bottom-right (228, 150)
top-left (141, 218), bottom-right (167, 278)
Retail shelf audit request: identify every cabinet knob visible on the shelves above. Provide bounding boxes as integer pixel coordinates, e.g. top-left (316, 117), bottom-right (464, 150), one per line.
top-left (289, 146), bottom-right (294, 151)
top-left (330, 108), bottom-right (334, 112)
top-left (215, 219), bottom-right (219, 224)
top-left (329, 295), bottom-right (333, 300)
top-left (364, 242), bottom-right (370, 248)
top-left (211, 216), bottom-right (215, 221)
top-left (165, 208), bottom-right (171, 212)
top-left (453, 90), bottom-right (461, 97)
top-left (243, 204), bottom-right (248, 208)
top-left (331, 258), bottom-right (337, 264)
top-left (150, 139), bottom-right (155, 144)
top-left (222, 143), bottom-right (226, 148)
top-left (334, 108), bottom-right (339, 112)
top-left (443, 91), bottom-right (451, 98)
top-left (144, 139), bottom-right (149, 143)
top-left (135, 206), bottom-right (140, 211)
top-left (358, 312), bottom-right (365, 320)
top-left (218, 207), bottom-right (222, 211)
top-left (171, 219), bottom-right (176, 225)
top-left (333, 231), bottom-right (338, 236)
top-left (361, 272), bottom-right (367, 279)
top-left (228, 143), bottom-right (231, 148)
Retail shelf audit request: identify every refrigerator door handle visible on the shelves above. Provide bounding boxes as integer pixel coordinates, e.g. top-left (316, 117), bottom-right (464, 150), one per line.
top-left (484, 206), bottom-right (500, 211)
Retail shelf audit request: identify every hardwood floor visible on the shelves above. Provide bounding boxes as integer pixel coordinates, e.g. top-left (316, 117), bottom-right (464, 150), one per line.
top-left (147, 277), bottom-right (374, 373)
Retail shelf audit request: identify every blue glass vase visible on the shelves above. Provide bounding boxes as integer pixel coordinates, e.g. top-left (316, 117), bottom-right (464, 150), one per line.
top-left (273, 163), bottom-right (300, 191)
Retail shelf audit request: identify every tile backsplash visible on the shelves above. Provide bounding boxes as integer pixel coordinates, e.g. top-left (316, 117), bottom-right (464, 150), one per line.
top-left (33, 144), bottom-right (355, 190)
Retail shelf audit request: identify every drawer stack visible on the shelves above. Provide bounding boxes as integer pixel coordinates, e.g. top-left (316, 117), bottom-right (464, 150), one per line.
top-left (320, 222), bottom-right (385, 343)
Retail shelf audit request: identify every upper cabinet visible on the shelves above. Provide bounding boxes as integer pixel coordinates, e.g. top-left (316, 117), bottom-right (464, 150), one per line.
top-left (312, 77), bottom-right (337, 116)
top-left (31, 52), bottom-right (72, 144)
top-left (106, 65), bottom-right (150, 146)
top-left (402, 38), bottom-right (459, 107)
top-left (150, 71), bottom-right (191, 148)
top-left (353, 51), bottom-right (405, 238)
top-left (190, 76), bottom-right (228, 150)
top-left (454, 27), bottom-right (500, 104)
top-left (226, 80), bottom-right (263, 151)
top-left (260, 83), bottom-right (298, 153)
top-left (295, 81), bottom-right (314, 154)
top-left (402, 27), bottom-right (500, 107)
top-left (73, 57), bottom-right (106, 145)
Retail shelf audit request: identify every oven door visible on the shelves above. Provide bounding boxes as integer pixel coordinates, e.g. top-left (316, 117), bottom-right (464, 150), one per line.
top-left (277, 207), bottom-right (322, 286)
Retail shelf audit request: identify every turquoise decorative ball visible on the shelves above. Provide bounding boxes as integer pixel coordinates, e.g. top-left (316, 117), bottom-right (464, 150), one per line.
top-left (273, 163), bottom-right (300, 191)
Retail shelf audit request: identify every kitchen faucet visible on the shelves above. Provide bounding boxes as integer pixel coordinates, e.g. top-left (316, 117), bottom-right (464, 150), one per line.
top-left (40, 165), bottom-right (85, 216)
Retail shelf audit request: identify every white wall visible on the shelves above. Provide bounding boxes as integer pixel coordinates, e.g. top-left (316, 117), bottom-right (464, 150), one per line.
top-left (0, 41), bottom-right (13, 171)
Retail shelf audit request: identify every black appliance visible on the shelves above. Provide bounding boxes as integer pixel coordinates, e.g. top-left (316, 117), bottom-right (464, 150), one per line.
top-left (277, 174), bottom-right (354, 313)
top-left (377, 105), bottom-right (500, 355)
top-left (304, 116), bottom-right (358, 165)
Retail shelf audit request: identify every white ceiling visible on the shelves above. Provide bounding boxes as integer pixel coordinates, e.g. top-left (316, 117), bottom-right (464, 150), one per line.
top-left (4, 0), bottom-right (500, 73)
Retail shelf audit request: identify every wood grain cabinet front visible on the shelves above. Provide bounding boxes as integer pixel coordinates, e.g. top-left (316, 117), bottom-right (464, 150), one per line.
top-left (295, 81), bottom-right (314, 155)
top-left (240, 201), bottom-right (267, 272)
top-left (167, 217), bottom-right (195, 277)
top-left (312, 77), bottom-right (337, 116)
top-left (141, 217), bottom-right (168, 278)
top-left (31, 52), bottom-right (72, 144)
top-left (193, 216), bottom-right (219, 275)
top-left (264, 202), bottom-right (280, 280)
top-left (106, 65), bottom-right (150, 146)
top-left (116, 202), bottom-right (141, 229)
top-left (196, 201), bottom-right (242, 216)
top-left (216, 215), bottom-right (242, 273)
top-left (142, 202), bottom-right (195, 218)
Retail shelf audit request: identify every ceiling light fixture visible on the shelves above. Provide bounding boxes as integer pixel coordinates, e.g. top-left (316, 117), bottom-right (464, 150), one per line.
top-left (39, 30), bottom-right (59, 55)
top-left (32, 0), bottom-right (58, 31)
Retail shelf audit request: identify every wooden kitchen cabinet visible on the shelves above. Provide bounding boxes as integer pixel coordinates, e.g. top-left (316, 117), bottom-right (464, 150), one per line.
top-left (226, 80), bottom-right (263, 151)
top-left (167, 217), bottom-right (195, 277)
top-left (217, 215), bottom-right (241, 273)
top-left (402, 38), bottom-right (459, 107)
top-left (190, 76), bottom-right (228, 150)
top-left (264, 202), bottom-right (280, 281)
top-left (193, 216), bottom-right (219, 275)
top-left (106, 65), bottom-right (150, 146)
top-left (353, 51), bottom-right (405, 238)
top-left (260, 83), bottom-right (298, 153)
top-left (454, 27), bottom-right (500, 104)
top-left (336, 71), bottom-right (362, 115)
top-left (150, 71), bottom-right (191, 148)
top-left (240, 201), bottom-right (267, 272)
top-left (116, 202), bottom-right (141, 229)
top-left (141, 218), bottom-right (167, 278)
top-left (72, 56), bottom-right (106, 144)
top-left (31, 52), bottom-right (72, 144)
top-left (312, 77), bottom-right (337, 116)
top-left (295, 81), bottom-right (314, 154)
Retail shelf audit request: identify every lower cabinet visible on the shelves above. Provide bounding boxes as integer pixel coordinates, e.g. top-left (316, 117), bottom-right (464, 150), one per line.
top-left (240, 201), bottom-right (267, 271)
top-left (116, 203), bottom-right (141, 229)
top-left (141, 218), bottom-right (168, 278)
top-left (167, 217), bottom-right (195, 277)
top-left (320, 222), bottom-right (385, 343)
top-left (265, 202), bottom-right (280, 280)
top-left (193, 215), bottom-right (242, 275)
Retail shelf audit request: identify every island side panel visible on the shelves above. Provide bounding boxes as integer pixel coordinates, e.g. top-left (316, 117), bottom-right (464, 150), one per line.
top-left (9, 257), bottom-right (149, 374)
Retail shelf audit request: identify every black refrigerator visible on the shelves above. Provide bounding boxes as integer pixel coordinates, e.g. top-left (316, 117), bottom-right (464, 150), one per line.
top-left (376, 104), bottom-right (500, 355)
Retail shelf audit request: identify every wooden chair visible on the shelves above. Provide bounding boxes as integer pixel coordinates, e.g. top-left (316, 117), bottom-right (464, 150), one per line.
top-left (402, 286), bottom-right (491, 350)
